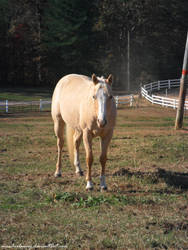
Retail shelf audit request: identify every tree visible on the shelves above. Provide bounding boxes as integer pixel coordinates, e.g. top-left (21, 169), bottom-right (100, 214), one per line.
top-left (0, 0), bottom-right (46, 86)
top-left (0, 0), bottom-right (9, 85)
top-left (43, 0), bottom-right (98, 84)
top-left (95, 0), bottom-right (188, 91)
top-left (1, 0), bottom-right (188, 90)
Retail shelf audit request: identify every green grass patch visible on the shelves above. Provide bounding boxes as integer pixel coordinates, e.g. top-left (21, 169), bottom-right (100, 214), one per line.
top-left (47, 192), bottom-right (184, 208)
top-left (0, 88), bottom-right (52, 101)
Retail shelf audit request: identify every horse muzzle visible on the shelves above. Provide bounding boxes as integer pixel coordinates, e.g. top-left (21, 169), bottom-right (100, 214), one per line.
top-left (97, 118), bottom-right (107, 128)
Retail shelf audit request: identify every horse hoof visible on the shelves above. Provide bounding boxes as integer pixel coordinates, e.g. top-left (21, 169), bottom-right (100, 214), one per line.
top-left (100, 186), bottom-right (108, 191)
top-left (54, 173), bottom-right (62, 178)
top-left (86, 181), bottom-right (93, 191)
top-left (86, 186), bottom-right (94, 191)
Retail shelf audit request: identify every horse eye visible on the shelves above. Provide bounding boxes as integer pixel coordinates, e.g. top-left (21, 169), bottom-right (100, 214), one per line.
top-left (93, 95), bottom-right (96, 99)
top-left (109, 95), bottom-right (113, 99)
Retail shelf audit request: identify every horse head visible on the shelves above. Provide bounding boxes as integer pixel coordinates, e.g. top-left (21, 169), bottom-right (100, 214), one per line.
top-left (92, 74), bottom-right (113, 128)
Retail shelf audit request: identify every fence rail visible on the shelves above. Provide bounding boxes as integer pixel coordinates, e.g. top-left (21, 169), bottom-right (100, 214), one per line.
top-left (115, 95), bottom-right (134, 107)
top-left (0, 95), bottom-right (134, 113)
top-left (141, 79), bottom-right (188, 110)
top-left (0, 99), bottom-right (51, 113)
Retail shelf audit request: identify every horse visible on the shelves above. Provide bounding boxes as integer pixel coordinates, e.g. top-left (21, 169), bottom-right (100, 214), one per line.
top-left (51, 74), bottom-right (116, 190)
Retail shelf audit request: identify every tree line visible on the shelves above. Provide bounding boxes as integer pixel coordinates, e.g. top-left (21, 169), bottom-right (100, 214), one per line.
top-left (0, 0), bottom-right (188, 91)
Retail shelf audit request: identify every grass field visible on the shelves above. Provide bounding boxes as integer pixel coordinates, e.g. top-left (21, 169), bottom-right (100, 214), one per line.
top-left (0, 88), bottom-right (52, 101)
top-left (0, 99), bottom-right (188, 249)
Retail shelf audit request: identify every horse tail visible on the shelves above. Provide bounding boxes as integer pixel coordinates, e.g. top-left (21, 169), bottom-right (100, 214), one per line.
top-left (66, 125), bottom-right (74, 166)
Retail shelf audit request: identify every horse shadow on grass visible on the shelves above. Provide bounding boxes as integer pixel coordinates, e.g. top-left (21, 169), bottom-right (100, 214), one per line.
top-left (112, 167), bottom-right (188, 193)
top-left (157, 168), bottom-right (188, 190)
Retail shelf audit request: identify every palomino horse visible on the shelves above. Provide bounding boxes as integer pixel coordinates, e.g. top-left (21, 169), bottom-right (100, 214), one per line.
top-left (51, 74), bottom-right (116, 190)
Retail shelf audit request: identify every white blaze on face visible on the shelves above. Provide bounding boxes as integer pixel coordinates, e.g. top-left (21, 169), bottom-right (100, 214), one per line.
top-left (96, 85), bottom-right (107, 128)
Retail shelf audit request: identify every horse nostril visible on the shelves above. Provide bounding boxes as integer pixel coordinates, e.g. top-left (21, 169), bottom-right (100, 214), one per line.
top-left (97, 119), bottom-right (107, 127)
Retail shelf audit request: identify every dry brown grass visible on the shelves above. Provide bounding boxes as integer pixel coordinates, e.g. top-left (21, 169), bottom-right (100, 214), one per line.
top-left (0, 99), bottom-right (188, 249)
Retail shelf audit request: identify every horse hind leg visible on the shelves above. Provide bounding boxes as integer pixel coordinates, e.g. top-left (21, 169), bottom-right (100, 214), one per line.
top-left (73, 130), bottom-right (83, 176)
top-left (54, 117), bottom-right (65, 177)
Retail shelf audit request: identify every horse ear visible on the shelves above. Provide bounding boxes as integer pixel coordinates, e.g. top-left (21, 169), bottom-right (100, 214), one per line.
top-left (106, 74), bottom-right (113, 86)
top-left (92, 74), bottom-right (98, 85)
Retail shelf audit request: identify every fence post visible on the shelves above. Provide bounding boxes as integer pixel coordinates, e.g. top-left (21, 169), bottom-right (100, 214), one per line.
top-left (130, 95), bottom-right (133, 107)
top-left (40, 99), bottom-right (42, 111)
top-left (162, 98), bottom-right (164, 107)
top-left (115, 96), bottom-right (119, 108)
top-left (6, 100), bottom-right (8, 113)
top-left (173, 99), bottom-right (176, 109)
top-left (168, 80), bottom-right (171, 89)
top-left (158, 81), bottom-right (160, 91)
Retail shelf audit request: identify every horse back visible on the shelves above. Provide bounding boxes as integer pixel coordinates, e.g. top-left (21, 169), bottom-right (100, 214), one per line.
top-left (51, 74), bottom-right (92, 127)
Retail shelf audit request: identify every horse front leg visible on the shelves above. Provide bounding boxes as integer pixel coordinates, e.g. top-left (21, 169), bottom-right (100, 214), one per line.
top-left (73, 130), bottom-right (83, 176)
top-left (99, 130), bottom-right (113, 191)
top-left (83, 130), bottom-right (93, 190)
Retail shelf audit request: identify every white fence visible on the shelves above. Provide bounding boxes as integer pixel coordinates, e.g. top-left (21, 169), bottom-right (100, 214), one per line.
top-left (0, 95), bottom-right (134, 113)
top-left (141, 79), bottom-right (188, 110)
top-left (2, 78), bottom-right (187, 113)
top-left (115, 95), bottom-right (134, 107)
top-left (0, 99), bottom-right (51, 113)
